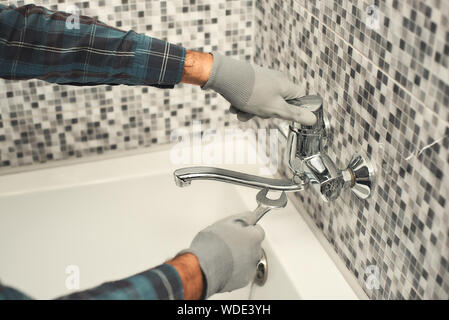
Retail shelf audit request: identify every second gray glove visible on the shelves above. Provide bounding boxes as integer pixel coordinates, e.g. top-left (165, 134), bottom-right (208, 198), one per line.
top-left (179, 212), bottom-right (265, 299)
top-left (202, 52), bottom-right (317, 124)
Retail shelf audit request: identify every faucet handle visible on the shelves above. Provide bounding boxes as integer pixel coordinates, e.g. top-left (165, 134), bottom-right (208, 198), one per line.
top-left (286, 95), bottom-right (329, 169)
top-left (287, 95), bottom-right (324, 130)
top-left (342, 155), bottom-right (375, 200)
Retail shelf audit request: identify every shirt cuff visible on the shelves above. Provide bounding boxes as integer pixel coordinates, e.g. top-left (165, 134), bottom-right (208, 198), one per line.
top-left (134, 33), bottom-right (186, 88)
top-left (162, 264), bottom-right (185, 299)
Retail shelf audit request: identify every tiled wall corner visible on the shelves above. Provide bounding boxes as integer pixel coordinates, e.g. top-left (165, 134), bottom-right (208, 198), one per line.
top-left (252, 0), bottom-right (448, 299)
top-left (0, 0), bottom-right (254, 170)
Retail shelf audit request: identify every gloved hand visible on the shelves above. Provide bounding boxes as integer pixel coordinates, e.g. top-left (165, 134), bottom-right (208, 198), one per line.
top-left (202, 52), bottom-right (317, 124)
top-left (179, 212), bottom-right (265, 299)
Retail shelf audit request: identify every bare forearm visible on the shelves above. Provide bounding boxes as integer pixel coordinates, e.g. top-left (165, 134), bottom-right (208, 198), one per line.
top-left (180, 50), bottom-right (214, 86)
top-left (166, 253), bottom-right (204, 300)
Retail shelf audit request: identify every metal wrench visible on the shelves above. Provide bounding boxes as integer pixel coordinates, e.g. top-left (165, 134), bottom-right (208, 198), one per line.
top-left (249, 188), bottom-right (288, 225)
top-left (250, 189), bottom-right (287, 286)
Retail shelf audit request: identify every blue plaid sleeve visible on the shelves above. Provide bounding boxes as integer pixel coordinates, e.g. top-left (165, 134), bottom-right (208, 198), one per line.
top-left (57, 264), bottom-right (184, 300)
top-left (0, 264), bottom-right (184, 300)
top-left (0, 4), bottom-right (186, 88)
top-left (0, 284), bottom-right (31, 300)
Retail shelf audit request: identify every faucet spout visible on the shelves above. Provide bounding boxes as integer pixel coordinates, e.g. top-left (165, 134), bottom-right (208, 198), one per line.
top-left (174, 167), bottom-right (305, 192)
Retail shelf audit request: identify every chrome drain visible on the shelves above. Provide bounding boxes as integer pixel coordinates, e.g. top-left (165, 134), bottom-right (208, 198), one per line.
top-left (254, 249), bottom-right (268, 286)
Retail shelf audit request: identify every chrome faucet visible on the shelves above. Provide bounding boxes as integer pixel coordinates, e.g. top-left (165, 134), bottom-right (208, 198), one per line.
top-left (173, 94), bottom-right (374, 202)
top-left (286, 95), bottom-right (373, 201)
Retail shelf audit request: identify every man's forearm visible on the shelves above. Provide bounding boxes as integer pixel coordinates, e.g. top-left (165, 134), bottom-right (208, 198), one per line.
top-left (166, 253), bottom-right (204, 300)
top-left (0, 4), bottom-right (185, 87)
top-left (180, 50), bottom-right (213, 86)
top-left (0, 4), bottom-right (210, 88)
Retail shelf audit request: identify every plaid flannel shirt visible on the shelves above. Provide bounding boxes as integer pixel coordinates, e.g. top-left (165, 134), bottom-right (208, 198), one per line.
top-left (0, 3), bottom-right (186, 87)
top-left (0, 264), bottom-right (184, 300)
top-left (0, 3), bottom-right (187, 300)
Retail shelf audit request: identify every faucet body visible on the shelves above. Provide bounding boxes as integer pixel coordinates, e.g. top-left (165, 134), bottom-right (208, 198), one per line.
top-left (173, 95), bottom-right (374, 202)
top-left (286, 95), bottom-right (346, 201)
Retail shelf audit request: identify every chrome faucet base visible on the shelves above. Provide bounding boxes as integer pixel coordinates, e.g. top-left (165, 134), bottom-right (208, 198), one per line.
top-left (345, 155), bottom-right (375, 200)
top-left (286, 96), bottom-right (375, 202)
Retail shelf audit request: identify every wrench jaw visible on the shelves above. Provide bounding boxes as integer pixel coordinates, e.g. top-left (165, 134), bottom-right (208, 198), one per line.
top-left (256, 188), bottom-right (288, 209)
top-left (252, 189), bottom-right (288, 224)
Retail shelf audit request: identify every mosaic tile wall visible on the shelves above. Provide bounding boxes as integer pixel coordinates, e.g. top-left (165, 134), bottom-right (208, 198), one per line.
top-left (0, 0), bottom-right (252, 169)
top-left (251, 0), bottom-right (448, 299)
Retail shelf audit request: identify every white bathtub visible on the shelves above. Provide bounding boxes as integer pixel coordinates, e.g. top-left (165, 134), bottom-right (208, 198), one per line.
top-left (0, 140), bottom-right (360, 300)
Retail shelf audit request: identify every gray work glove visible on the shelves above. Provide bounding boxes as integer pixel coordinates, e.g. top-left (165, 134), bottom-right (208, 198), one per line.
top-left (202, 52), bottom-right (317, 124)
top-left (180, 212), bottom-right (265, 299)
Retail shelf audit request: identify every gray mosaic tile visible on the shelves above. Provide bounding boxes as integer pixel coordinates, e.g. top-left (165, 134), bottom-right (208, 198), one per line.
top-left (0, 0), bottom-right (253, 169)
top-left (253, 0), bottom-right (448, 299)
top-left (318, 0), bottom-right (448, 122)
